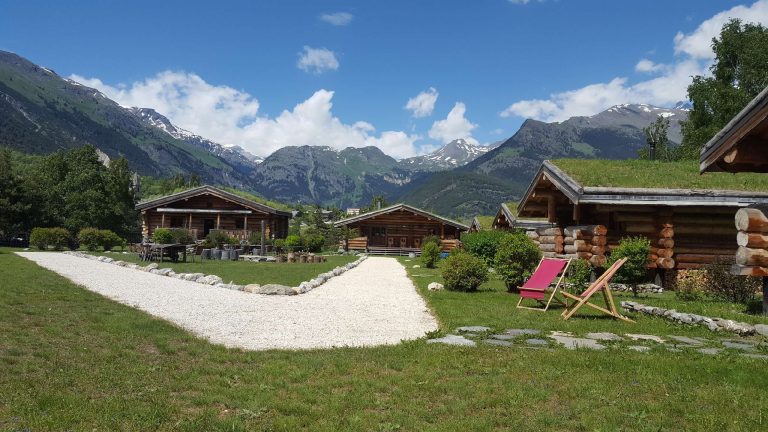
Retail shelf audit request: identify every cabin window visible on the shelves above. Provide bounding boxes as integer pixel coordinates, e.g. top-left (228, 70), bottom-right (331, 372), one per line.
top-left (235, 218), bottom-right (244, 229)
top-left (170, 216), bottom-right (184, 228)
top-left (372, 227), bottom-right (386, 237)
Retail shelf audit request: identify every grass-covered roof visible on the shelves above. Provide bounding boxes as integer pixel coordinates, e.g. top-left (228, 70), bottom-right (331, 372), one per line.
top-left (551, 159), bottom-right (768, 192)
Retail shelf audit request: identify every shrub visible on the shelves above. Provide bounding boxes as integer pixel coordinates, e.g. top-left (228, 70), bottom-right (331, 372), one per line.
top-left (205, 230), bottom-right (230, 248)
top-left (153, 228), bottom-right (175, 245)
top-left (30, 227), bottom-right (70, 251)
top-left (100, 230), bottom-right (126, 251)
top-left (421, 241), bottom-right (440, 268)
top-left (675, 269), bottom-right (708, 301)
top-left (422, 235), bottom-right (441, 247)
top-left (168, 228), bottom-right (194, 245)
top-left (567, 259), bottom-right (593, 294)
top-left (494, 232), bottom-right (542, 292)
top-left (607, 236), bottom-right (650, 296)
top-left (77, 227), bottom-right (102, 251)
top-left (303, 233), bottom-right (325, 253)
top-left (461, 230), bottom-right (510, 265)
top-left (248, 231), bottom-right (263, 245)
top-left (273, 238), bottom-right (285, 253)
top-left (704, 259), bottom-right (760, 304)
top-left (285, 235), bottom-right (303, 252)
top-left (441, 251), bottom-right (489, 291)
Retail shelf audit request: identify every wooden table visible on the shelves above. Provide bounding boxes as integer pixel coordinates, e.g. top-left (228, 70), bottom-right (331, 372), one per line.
top-left (147, 244), bottom-right (187, 263)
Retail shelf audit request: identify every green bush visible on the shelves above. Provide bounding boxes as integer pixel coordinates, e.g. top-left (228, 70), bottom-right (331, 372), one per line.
top-left (248, 231), bottom-right (263, 245)
top-left (285, 235), bottom-right (303, 252)
top-left (205, 230), bottom-right (230, 248)
top-left (168, 228), bottom-right (194, 245)
top-left (607, 236), bottom-right (650, 295)
top-left (77, 228), bottom-right (102, 251)
top-left (30, 227), bottom-right (70, 251)
top-left (303, 233), bottom-right (325, 253)
top-left (494, 232), bottom-right (542, 292)
top-left (567, 259), bottom-right (593, 294)
top-left (153, 228), bottom-right (175, 245)
top-left (460, 230), bottom-right (510, 265)
top-left (273, 238), bottom-right (286, 253)
top-left (704, 259), bottom-right (760, 304)
top-left (421, 242), bottom-right (440, 268)
top-left (441, 251), bottom-right (489, 291)
top-left (100, 230), bottom-right (126, 251)
top-left (422, 235), bottom-right (441, 247)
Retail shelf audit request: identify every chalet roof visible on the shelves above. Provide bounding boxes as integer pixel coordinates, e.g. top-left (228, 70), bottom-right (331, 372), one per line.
top-left (493, 202), bottom-right (555, 229)
top-left (700, 85), bottom-right (768, 173)
top-left (469, 217), bottom-right (482, 231)
top-left (518, 160), bottom-right (768, 217)
top-left (135, 185), bottom-right (292, 216)
top-left (333, 203), bottom-right (469, 230)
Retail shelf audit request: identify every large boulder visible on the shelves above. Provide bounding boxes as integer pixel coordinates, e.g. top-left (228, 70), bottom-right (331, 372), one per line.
top-left (428, 282), bottom-right (444, 291)
top-left (243, 284), bottom-right (261, 293)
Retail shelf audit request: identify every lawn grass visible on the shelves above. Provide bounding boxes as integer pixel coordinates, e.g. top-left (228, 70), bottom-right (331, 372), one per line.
top-left (401, 258), bottom-right (768, 339)
top-left (2, 249), bottom-right (768, 430)
top-left (89, 251), bottom-right (356, 286)
top-left (552, 158), bottom-right (768, 192)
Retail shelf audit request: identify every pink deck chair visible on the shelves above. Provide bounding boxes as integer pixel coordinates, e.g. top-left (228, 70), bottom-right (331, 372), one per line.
top-left (516, 257), bottom-right (571, 311)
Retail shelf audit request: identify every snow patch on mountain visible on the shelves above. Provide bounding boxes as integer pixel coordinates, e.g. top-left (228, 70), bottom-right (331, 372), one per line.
top-left (398, 138), bottom-right (496, 172)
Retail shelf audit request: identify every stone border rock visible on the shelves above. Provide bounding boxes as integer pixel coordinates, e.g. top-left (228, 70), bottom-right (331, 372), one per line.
top-left (63, 251), bottom-right (367, 296)
top-left (622, 301), bottom-right (768, 337)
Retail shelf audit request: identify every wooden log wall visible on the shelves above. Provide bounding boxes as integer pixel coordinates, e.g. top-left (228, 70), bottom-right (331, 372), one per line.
top-left (562, 225), bottom-right (607, 267)
top-left (527, 226), bottom-right (563, 256)
top-left (672, 211), bottom-right (737, 270)
top-left (733, 207), bottom-right (768, 275)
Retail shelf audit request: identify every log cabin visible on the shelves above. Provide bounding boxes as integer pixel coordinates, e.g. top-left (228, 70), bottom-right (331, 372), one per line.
top-left (334, 203), bottom-right (468, 254)
top-left (517, 159), bottom-right (768, 277)
top-left (136, 185), bottom-right (291, 241)
top-left (491, 202), bottom-right (556, 232)
top-left (699, 84), bottom-right (768, 312)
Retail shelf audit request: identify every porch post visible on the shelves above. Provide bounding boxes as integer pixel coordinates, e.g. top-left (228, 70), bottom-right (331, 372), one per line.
top-left (188, 213), bottom-right (192, 229)
top-left (216, 213), bottom-right (221, 229)
top-left (440, 224), bottom-right (445, 239)
top-left (161, 213), bottom-right (165, 228)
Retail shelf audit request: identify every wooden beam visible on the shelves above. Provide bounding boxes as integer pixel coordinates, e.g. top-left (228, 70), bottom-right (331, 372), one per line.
top-left (161, 213), bottom-right (165, 228)
top-left (547, 195), bottom-right (556, 224)
top-left (216, 213), bottom-right (221, 229)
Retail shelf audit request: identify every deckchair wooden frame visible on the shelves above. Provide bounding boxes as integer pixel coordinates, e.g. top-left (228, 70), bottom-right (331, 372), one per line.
top-left (516, 258), bottom-right (572, 312)
top-left (560, 257), bottom-right (635, 323)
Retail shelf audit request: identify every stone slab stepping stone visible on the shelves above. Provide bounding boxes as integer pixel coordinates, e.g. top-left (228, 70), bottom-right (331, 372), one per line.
top-left (490, 334), bottom-right (516, 341)
top-left (626, 334), bottom-right (665, 343)
top-left (629, 345), bottom-right (650, 353)
top-left (526, 338), bottom-right (549, 346)
top-left (585, 332), bottom-right (622, 341)
top-left (456, 326), bottom-right (491, 333)
top-left (699, 348), bottom-right (722, 355)
top-left (503, 328), bottom-right (541, 337)
top-left (427, 335), bottom-right (476, 346)
top-left (550, 331), bottom-right (573, 337)
top-left (484, 339), bottom-right (513, 347)
top-left (549, 335), bottom-right (605, 350)
top-left (741, 353), bottom-right (768, 360)
top-left (722, 341), bottom-right (756, 351)
top-left (667, 335), bottom-right (705, 346)
top-left (667, 348), bottom-right (682, 353)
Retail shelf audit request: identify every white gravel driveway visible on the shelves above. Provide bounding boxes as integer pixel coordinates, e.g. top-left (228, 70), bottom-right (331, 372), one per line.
top-left (17, 253), bottom-right (438, 350)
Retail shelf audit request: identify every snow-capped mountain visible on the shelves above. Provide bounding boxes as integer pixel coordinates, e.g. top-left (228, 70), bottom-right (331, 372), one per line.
top-left (398, 139), bottom-right (498, 172)
top-left (128, 107), bottom-right (263, 171)
top-left (567, 103), bottom-right (688, 143)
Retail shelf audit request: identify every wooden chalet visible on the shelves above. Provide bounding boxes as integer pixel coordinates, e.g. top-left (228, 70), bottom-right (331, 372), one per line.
top-left (517, 160), bottom-right (768, 275)
top-left (700, 85), bottom-right (768, 173)
top-left (334, 203), bottom-right (468, 254)
top-left (492, 202), bottom-right (555, 232)
top-left (468, 217), bottom-right (483, 233)
top-left (700, 85), bottom-right (768, 312)
top-left (136, 185), bottom-right (290, 241)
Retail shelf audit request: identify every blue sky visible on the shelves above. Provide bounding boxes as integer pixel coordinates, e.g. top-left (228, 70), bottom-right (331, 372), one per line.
top-left (1, 0), bottom-right (766, 158)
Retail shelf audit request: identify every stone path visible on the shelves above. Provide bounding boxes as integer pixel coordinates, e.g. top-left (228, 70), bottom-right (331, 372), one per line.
top-left (19, 253), bottom-right (438, 350)
top-left (427, 327), bottom-right (768, 360)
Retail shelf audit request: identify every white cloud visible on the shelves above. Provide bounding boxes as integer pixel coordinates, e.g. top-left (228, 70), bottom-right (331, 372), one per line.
top-left (501, 0), bottom-right (768, 122)
top-left (635, 58), bottom-right (665, 73)
top-left (404, 87), bottom-right (439, 118)
top-left (429, 102), bottom-right (478, 144)
top-left (69, 72), bottom-right (424, 159)
top-left (508, 0), bottom-right (545, 4)
top-left (297, 46), bottom-right (339, 74)
top-left (319, 12), bottom-right (353, 26)
top-left (674, 1), bottom-right (768, 59)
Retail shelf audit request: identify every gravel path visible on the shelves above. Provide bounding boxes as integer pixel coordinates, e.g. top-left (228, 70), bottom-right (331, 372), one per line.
top-left (17, 253), bottom-right (438, 350)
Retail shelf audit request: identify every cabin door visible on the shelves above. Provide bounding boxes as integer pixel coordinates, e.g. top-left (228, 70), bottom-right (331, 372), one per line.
top-left (203, 219), bottom-right (215, 237)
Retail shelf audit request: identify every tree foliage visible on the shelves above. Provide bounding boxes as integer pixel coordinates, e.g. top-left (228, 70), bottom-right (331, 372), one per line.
top-left (639, 116), bottom-right (672, 161)
top-left (493, 232), bottom-right (542, 292)
top-left (678, 19), bottom-right (768, 159)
